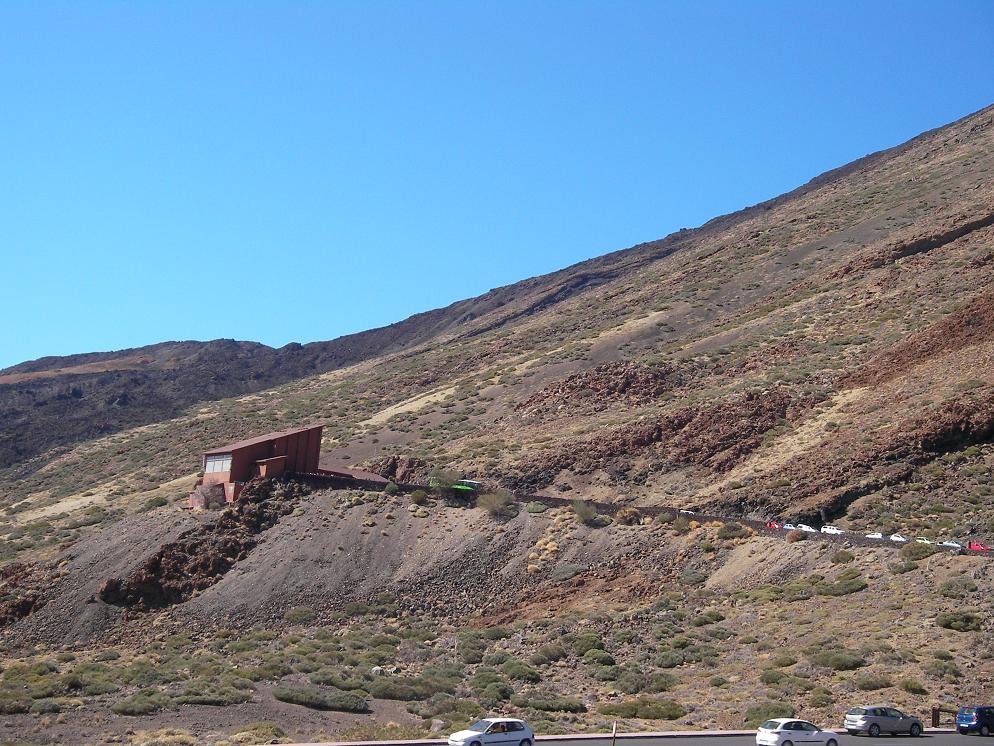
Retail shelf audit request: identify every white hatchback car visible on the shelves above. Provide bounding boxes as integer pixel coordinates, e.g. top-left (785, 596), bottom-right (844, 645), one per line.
top-left (449, 719), bottom-right (534, 746)
top-left (821, 525), bottom-right (845, 535)
top-left (757, 718), bottom-right (839, 746)
top-left (889, 534), bottom-right (908, 543)
top-left (796, 524), bottom-right (818, 533)
top-left (866, 532), bottom-right (884, 539)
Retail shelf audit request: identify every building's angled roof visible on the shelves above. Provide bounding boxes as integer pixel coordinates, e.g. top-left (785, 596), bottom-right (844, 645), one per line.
top-left (203, 424), bottom-right (323, 455)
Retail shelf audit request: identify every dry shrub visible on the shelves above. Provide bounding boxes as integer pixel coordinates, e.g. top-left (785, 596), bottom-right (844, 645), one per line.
top-left (614, 507), bottom-right (642, 525)
top-left (785, 529), bottom-right (808, 543)
top-left (478, 489), bottom-right (516, 518)
top-left (129, 730), bottom-right (198, 746)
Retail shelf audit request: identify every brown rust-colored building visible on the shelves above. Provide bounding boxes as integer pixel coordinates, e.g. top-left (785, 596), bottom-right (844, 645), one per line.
top-left (189, 425), bottom-right (323, 508)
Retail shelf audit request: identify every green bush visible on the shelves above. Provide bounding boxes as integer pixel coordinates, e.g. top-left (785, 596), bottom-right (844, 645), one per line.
top-left (679, 568), bottom-right (708, 586)
top-left (478, 490), bottom-right (516, 518)
top-left (111, 691), bottom-right (173, 715)
top-left (384, 482), bottom-right (400, 496)
top-left (572, 500), bottom-right (609, 527)
top-left (924, 659), bottom-right (961, 681)
top-left (0, 693), bottom-right (30, 714)
top-left (808, 650), bottom-right (865, 671)
top-left (936, 610), bottom-right (981, 632)
top-left (511, 692), bottom-right (586, 712)
top-left (501, 659), bottom-right (540, 683)
top-left (600, 697), bottom-right (684, 720)
top-left (272, 685), bottom-right (369, 712)
top-left (284, 606), bottom-right (316, 624)
top-left (771, 654), bottom-right (797, 668)
top-left (479, 682), bottom-right (514, 706)
top-left (901, 543), bottom-right (938, 561)
top-left (409, 490), bottom-right (429, 505)
top-left (717, 522), bottom-right (750, 539)
top-left (29, 698), bottom-right (60, 714)
top-left (691, 610), bottom-right (725, 626)
top-left (525, 501), bottom-right (548, 513)
top-left (366, 678), bottom-right (428, 701)
top-left (583, 648), bottom-right (616, 666)
top-left (141, 495), bottom-right (168, 511)
top-left (809, 688), bottom-right (833, 707)
top-left (530, 644), bottom-right (567, 666)
top-left (745, 701), bottom-right (795, 728)
top-left (569, 633), bottom-right (604, 655)
top-left (939, 576), bottom-right (978, 599)
top-left (655, 651), bottom-right (684, 668)
top-left (646, 672), bottom-right (678, 692)
top-left (899, 678), bottom-right (927, 694)
top-left (817, 568), bottom-right (867, 596)
top-left (760, 669), bottom-right (786, 684)
top-left (855, 674), bottom-right (892, 691)
top-left (63, 663), bottom-right (120, 695)
top-left (174, 678), bottom-right (252, 706)
top-left (831, 550), bottom-right (854, 564)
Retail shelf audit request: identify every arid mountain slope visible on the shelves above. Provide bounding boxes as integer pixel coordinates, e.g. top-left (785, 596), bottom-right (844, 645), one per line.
top-left (4, 106), bottom-right (988, 481)
top-left (3, 105), bottom-right (994, 538)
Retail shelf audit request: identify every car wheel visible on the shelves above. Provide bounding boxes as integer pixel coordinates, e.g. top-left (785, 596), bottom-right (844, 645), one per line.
top-left (980, 725), bottom-right (990, 737)
top-left (782, 740), bottom-right (793, 746)
top-left (520, 740), bottom-right (532, 746)
top-left (958, 729), bottom-right (968, 736)
top-left (910, 724), bottom-right (922, 737)
top-left (869, 725), bottom-right (881, 737)
top-left (828, 739), bottom-right (838, 746)
top-left (471, 741), bottom-right (481, 746)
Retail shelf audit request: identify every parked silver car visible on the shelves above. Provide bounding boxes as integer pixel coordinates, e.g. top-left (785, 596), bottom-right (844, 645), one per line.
top-left (844, 706), bottom-right (922, 737)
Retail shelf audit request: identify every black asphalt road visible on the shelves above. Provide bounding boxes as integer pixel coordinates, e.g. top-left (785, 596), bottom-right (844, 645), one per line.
top-left (547, 733), bottom-right (968, 746)
top-left (297, 730), bottom-right (970, 746)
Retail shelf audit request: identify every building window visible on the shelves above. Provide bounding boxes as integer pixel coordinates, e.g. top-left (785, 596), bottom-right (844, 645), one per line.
top-left (204, 454), bottom-right (232, 473)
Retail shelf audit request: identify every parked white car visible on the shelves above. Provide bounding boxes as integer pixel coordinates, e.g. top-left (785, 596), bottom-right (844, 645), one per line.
top-left (797, 524), bottom-right (818, 533)
top-left (782, 523), bottom-right (797, 530)
top-left (939, 540), bottom-right (963, 550)
top-left (890, 534), bottom-right (908, 543)
top-left (449, 719), bottom-right (534, 746)
top-left (915, 537), bottom-right (934, 544)
top-left (821, 525), bottom-right (845, 535)
top-left (866, 532), bottom-right (884, 539)
top-left (757, 718), bottom-right (839, 746)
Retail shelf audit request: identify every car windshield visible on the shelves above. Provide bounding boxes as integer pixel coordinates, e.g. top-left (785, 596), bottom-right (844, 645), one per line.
top-left (468, 721), bottom-right (491, 733)
top-left (760, 721), bottom-right (780, 730)
top-left (961, 708), bottom-right (977, 715)
top-left (848, 708), bottom-right (867, 715)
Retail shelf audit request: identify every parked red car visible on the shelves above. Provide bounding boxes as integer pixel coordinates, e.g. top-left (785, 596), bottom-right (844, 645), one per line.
top-left (967, 540), bottom-right (992, 551)
top-left (764, 520), bottom-right (782, 530)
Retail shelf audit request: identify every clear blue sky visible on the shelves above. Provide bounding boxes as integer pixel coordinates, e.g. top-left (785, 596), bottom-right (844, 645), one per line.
top-left (2, 1), bottom-right (992, 370)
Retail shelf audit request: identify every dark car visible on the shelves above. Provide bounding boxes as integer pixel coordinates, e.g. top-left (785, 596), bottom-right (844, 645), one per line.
top-left (957, 706), bottom-right (994, 736)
